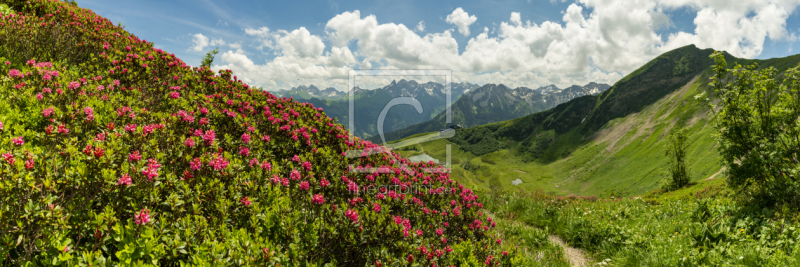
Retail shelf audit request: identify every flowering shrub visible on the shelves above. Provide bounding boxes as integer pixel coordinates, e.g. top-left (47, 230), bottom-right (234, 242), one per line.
top-left (0, 0), bottom-right (512, 265)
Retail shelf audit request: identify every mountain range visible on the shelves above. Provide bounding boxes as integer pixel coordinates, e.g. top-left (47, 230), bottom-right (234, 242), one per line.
top-left (396, 44), bottom-right (800, 196)
top-left (372, 82), bottom-right (610, 143)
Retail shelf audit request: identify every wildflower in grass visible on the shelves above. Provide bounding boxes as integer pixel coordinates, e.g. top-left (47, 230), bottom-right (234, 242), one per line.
top-left (117, 173), bottom-right (131, 185)
top-left (436, 228), bottom-right (443, 236)
top-left (36, 93), bottom-right (43, 100)
top-left (320, 178), bottom-right (330, 187)
top-left (241, 133), bottom-right (251, 143)
top-left (262, 135), bottom-right (270, 142)
top-left (95, 133), bottom-right (106, 142)
top-left (292, 155), bottom-right (300, 162)
top-left (240, 197), bottom-right (251, 206)
top-left (124, 124), bottom-right (136, 132)
top-left (93, 147), bottom-right (105, 158)
top-left (485, 255), bottom-right (494, 265)
top-left (302, 161), bottom-right (312, 171)
top-left (496, 238), bottom-right (502, 244)
top-left (169, 91), bottom-right (179, 99)
top-left (184, 137), bottom-right (195, 147)
top-left (312, 194), bottom-right (325, 205)
top-left (11, 136), bottom-right (24, 146)
top-left (0, 121), bottom-right (3, 130)
top-left (134, 209), bottom-right (151, 225)
top-left (299, 181), bottom-right (310, 190)
top-left (373, 203), bottom-right (381, 212)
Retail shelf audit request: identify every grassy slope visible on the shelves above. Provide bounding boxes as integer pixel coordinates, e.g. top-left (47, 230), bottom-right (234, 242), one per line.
top-left (393, 46), bottom-right (800, 197)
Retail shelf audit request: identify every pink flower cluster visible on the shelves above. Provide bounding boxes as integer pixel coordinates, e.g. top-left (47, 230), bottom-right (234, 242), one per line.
top-left (142, 158), bottom-right (161, 181)
top-left (312, 194), bottom-right (325, 205)
top-left (240, 196), bottom-right (251, 206)
top-left (117, 173), bottom-right (132, 185)
top-left (209, 153), bottom-right (229, 171)
top-left (345, 209), bottom-right (359, 223)
top-left (134, 209), bottom-right (151, 225)
top-left (42, 107), bottom-right (54, 117)
top-left (83, 106), bottom-right (95, 121)
top-left (11, 136), bottom-right (24, 146)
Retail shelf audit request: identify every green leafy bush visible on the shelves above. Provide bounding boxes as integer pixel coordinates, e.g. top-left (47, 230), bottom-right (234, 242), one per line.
top-left (663, 126), bottom-right (690, 191)
top-left (705, 51), bottom-right (800, 207)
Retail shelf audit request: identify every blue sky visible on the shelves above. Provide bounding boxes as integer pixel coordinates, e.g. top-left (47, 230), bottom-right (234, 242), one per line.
top-left (79, 0), bottom-right (800, 91)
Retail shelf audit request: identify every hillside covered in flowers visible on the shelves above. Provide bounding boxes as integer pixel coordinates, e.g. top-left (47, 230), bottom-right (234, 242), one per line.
top-left (0, 0), bottom-right (514, 265)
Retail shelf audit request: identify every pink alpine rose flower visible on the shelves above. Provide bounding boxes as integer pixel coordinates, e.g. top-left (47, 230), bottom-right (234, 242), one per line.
top-left (117, 173), bottom-right (132, 185)
top-left (24, 159), bottom-right (34, 170)
top-left (11, 136), bottom-right (24, 146)
top-left (42, 107), bottom-right (54, 117)
top-left (312, 194), bottom-right (325, 205)
top-left (134, 209), bottom-right (151, 225)
top-left (240, 197), bottom-right (251, 206)
top-left (184, 137), bottom-right (195, 147)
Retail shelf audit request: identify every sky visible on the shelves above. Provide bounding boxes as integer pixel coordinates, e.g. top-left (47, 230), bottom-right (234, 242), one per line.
top-left (79, 0), bottom-right (800, 91)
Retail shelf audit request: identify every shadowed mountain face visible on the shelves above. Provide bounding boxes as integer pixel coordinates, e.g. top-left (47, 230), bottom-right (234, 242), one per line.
top-left (372, 82), bottom-right (609, 143)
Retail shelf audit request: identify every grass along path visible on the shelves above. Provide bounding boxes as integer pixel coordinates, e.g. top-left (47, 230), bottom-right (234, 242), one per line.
top-left (548, 235), bottom-right (591, 267)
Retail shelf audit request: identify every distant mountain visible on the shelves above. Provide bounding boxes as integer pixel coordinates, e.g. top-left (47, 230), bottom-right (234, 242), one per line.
top-left (271, 84), bottom-right (347, 100)
top-left (372, 82), bottom-right (609, 143)
top-left (302, 80), bottom-right (480, 138)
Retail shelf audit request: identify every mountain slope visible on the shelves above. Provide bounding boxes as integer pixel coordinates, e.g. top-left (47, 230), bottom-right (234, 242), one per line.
top-left (374, 82), bottom-right (609, 143)
top-left (394, 44), bottom-right (800, 197)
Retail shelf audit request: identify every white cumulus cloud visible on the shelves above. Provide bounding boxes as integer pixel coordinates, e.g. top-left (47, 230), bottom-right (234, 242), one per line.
top-left (446, 8), bottom-right (478, 36)
top-left (189, 33), bottom-right (209, 52)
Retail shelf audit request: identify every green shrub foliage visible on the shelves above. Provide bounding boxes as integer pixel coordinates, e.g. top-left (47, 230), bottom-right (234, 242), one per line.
top-left (663, 127), bottom-right (690, 191)
top-left (706, 51), bottom-right (800, 206)
top-left (0, 0), bottom-right (511, 265)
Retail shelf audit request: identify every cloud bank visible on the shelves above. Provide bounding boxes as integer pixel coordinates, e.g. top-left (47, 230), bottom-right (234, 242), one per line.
top-left (206, 1), bottom-right (800, 91)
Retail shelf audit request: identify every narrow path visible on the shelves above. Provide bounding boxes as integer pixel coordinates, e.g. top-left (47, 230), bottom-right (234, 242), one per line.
top-left (548, 235), bottom-right (590, 267)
